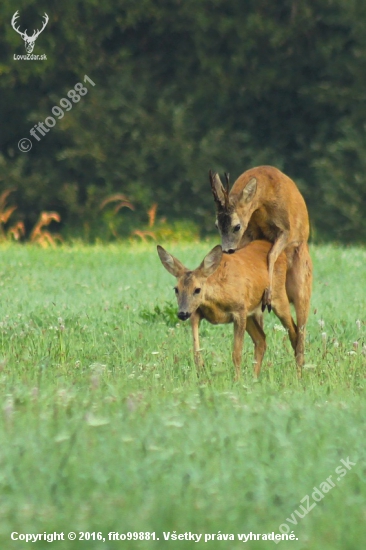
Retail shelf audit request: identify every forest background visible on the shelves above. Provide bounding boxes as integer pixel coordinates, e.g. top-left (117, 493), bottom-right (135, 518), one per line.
top-left (1, 0), bottom-right (366, 243)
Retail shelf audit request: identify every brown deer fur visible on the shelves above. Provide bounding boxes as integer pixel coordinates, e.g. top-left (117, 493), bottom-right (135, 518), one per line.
top-left (210, 165), bottom-right (312, 370)
top-left (157, 240), bottom-right (298, 379)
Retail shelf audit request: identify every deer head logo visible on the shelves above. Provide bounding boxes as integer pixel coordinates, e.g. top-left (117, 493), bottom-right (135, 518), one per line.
top-left (11, 11), bottom-right (49, 54)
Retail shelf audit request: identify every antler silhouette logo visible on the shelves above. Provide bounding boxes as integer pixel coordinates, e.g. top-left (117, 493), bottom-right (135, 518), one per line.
top-left (11, 11), bottom-right (49, 53)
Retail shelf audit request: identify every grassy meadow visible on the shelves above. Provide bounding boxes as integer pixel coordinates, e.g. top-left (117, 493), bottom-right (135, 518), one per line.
top-left (0, 241), bottom-right (365, 549)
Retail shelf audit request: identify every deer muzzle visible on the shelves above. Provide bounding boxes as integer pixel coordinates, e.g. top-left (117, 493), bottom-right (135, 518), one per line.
top-left (177, 311), bottom-right (191, 321)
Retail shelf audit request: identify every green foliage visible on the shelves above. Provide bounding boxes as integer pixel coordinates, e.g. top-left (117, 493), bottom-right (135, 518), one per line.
top-left (1, 0), bottom-right (366, 241)
top-left (140, 301), bottom-right (178, 327)
top-left (137, 220), bottom-right (200, 243)
top-left (0, 242), bottom-right (365, 549)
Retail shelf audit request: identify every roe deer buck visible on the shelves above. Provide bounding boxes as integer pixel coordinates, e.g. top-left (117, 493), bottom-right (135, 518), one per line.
top-left (210, 165), bottom-right (312, 371)
top-left (157, 240), bottom-right (298, 379)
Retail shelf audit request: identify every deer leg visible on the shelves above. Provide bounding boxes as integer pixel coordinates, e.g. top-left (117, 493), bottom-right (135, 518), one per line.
top-left (252, 309), bottom-right (264, 330)
top-left (262, 230), bottom-right (289, 313)
top-left (191, 311), bottom-right (203, 373)
top-left (286, 243), bottom-right (313, 372)
top-left (232, 312), bottom-right (247, 381)
top-left (271, 281), bottom-right (300, 375)
top-left (246, 316), bottom-right (267, 377)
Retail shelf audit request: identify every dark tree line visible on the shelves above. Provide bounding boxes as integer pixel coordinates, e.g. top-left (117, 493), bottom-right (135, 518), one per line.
top-left (1, 0), bottom-right (366, 241)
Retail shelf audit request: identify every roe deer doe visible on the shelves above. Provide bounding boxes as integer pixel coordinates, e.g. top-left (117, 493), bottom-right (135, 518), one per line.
top-left (157, 240), bottom-right (298, 379)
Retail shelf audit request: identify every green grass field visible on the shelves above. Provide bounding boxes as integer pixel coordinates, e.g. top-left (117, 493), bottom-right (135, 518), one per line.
top-left (0, 242), bottom-right (365, 549)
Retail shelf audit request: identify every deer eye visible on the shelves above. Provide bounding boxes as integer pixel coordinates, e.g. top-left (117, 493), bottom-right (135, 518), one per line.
top-left (174, 287), bottom-right (178, 294)
top-left (233, 224), bottom-right (241, 232)
top-left (194, 288), bottom-right (201, 295)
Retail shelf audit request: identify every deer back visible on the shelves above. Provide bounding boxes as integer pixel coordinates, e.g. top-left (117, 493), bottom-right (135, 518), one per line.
top-left (202, 240), bottom-right (287, 316)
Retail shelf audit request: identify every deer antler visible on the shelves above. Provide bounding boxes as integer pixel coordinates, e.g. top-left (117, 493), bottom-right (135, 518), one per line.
top-left (224, 172), bottom-right (230, 195)
top-left (209, 170), bottom-right (221, 206)
top-left (32, 13), bottom-right (49, 40)
top-left (209, 170), bottom-right (230, 209)
top-left (11, 11), bottom-right (26, 39)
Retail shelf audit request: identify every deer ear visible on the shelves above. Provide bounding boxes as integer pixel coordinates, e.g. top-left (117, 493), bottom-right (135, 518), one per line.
top-left (241, 177), bottom-right (257, 203)
top-left (198, 245), bottom-right (223, 278)
top-left (209, 171), bottom-right (226, 207)
top-left (157, 246), bottom-right (187, 277)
